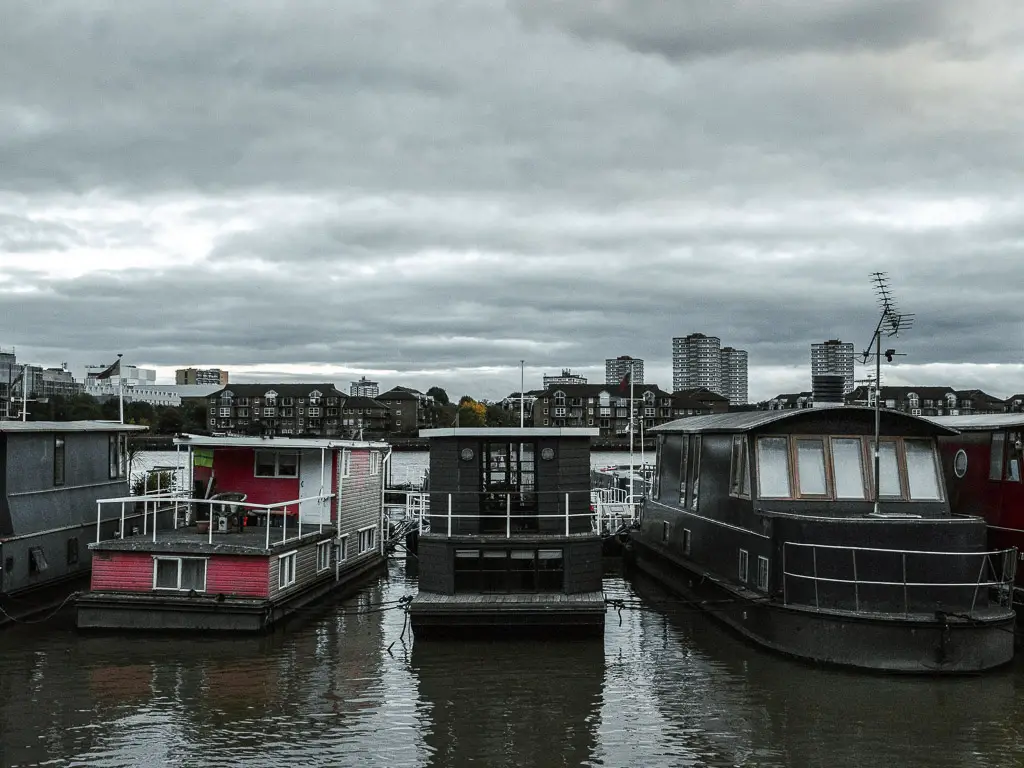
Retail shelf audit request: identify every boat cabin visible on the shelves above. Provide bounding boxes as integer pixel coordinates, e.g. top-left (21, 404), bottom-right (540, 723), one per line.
top-left (930, 414), bottom-right (1024, 587)
top-left (0, 421), bottom-right (144, 600)
top-left (632, 407), bottom-right (1016, 673)
top-left (77, 434), bottom-right (389, 632)
top-left (410, 428), bottom-right (605, 636)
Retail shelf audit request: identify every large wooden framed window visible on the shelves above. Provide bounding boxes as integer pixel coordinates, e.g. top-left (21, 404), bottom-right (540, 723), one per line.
top-left (794, 438), bottom-right (829, 497)
top-left (830, 437), bottom-right (867, 499)
top-left (729, 435), bottom-right (751, 498)
top-left (756, 436), bottom-right (791, 498)
top-left (153, 557), bottom-right (207, 592)
top-left (255, 451), bottom-right (298, 478)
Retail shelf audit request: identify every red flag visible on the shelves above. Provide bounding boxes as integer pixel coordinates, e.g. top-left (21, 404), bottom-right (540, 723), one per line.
top-left (94, 359), bottom-right (121, 380)
top-left (618, 370), bottom-right (631, 394)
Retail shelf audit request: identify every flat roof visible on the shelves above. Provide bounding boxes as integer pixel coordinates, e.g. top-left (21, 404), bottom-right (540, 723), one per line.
top-left (650, 407), bottom-right (958, 436)
top-left (172, 433), bottom-right (389, 449)
top-left (0, 420), bottom-right (147, 433)
top-left (419, 428), bottom-right (600, 438)
top-left (927, 413), bottom-right (1024, 431)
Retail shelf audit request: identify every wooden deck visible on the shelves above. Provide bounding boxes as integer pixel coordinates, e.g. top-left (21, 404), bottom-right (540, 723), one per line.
top-left (410, 590), bottom-right (606, 636)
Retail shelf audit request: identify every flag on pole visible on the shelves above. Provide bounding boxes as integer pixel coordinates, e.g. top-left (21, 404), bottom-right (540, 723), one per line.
top-left (618, 369), bottom-right (631, 394)
top-left (94, 358), bottom-right (121, 380)
top-left (9, 368), bottom-right (24, 391)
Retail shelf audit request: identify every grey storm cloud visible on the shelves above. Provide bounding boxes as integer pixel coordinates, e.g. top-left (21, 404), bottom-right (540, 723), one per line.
top-left (1, 0), bottom-right (1023, 400)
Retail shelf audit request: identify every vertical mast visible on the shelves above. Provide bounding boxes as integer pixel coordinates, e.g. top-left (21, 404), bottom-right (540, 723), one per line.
top-left (118, 353), bottom-right (125, 424)
top-left (519, 359), bottom-right (525, 428)
top-left (628, 359), bottom-right (635, 501)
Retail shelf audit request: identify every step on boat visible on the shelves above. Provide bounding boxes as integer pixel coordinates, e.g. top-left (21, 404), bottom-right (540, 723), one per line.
top-left (628, 407), bottom-right (1016, 673)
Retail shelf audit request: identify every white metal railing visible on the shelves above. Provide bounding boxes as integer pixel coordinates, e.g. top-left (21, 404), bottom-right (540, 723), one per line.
top-left (94, 491), bottom-right (336, 549)
top-left (782, 541), bottom-right (1017, 617)
top-left (408, 491), bottom-right (611, 538)
top-left (590, 487), bottom-right (640, 535)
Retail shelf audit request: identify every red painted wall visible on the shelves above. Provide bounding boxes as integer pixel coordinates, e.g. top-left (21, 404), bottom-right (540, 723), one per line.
top-left (211, 448), bottom-right (300, 507)
top-left (91, 551), bottom-right (153, 591)
top-left (207, 556), bottom-right (269, 597)
top-left (90, 551), bottom-right (269, 597)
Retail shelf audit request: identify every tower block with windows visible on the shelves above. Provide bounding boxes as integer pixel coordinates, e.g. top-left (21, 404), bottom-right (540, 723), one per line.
top-left (409, 428), bottom-right (605, 636)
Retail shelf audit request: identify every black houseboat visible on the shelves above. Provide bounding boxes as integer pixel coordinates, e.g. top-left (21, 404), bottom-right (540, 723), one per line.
top-left (630, 407), bottom-right (1016, 673)
top-left (0, 420), bottom-right (145, 624)
top-left (409, 428), bottom-right (605, 636)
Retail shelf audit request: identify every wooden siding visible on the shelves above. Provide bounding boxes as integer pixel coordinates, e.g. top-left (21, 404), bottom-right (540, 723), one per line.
top-left (207, 556), bottom-right (269, 598)
top-left (91, 551), bottom-right (154, 591)
top-left (268, 538), bottom-right (328, 598)
top-left (336, 449), bottom-right (384, 541)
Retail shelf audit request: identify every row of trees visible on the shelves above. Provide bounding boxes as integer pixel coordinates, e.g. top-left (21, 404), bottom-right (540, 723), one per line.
top-left (21, 393), bottom-right (207, 434)
top-left (421, 388), bottom-right (518, 429)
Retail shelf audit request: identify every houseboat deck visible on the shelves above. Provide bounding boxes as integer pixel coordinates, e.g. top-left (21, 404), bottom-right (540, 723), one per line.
top-left (92, 524), bottom-right (332, 554)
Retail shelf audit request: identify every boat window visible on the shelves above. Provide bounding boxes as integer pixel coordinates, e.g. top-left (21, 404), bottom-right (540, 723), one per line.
top-left (871, 440), bottom-right (903, 497)
top-left (659, 435), bottom-right (681, 507)
top-left (652, 436), bottom-right (663, 500)
top-left (905, 440), bottom-right (943, 500)
top-left (831, 438), bottom-right (866, 499)
top-left (689, 436), bottom-right (701, 511)
top-left (453, 548), bottom-right (563, 593)
top-left (255, 451), bottom-right (299, 478)
top-left (730, 436), bottom-right (750, 498)
top-left (1006, 432), bottom-right (1022, 483)
top-left (255, 451), bottom-right (277, 477)
top-left (678, 436), bottom-right (689, 507)
top-left (756, 437), bottom-right (791, 498)
top-left (795, 439), bottom-right (828, 496)
top-left (53, 435), bottom-right (66, 487)
top-left (278, 551), bottom-right (297, 589)
top-left (738, 549), bottom-right (749, 583)
top-left (756, 556), bottom-right (769, 591)
top-left (277, 452), bottom-right (298, 478)
top-left (153, 557), bottom-right (208, 592)
top-left (990, 433), bottom-right (1005, 481)
top-left (682, 528), bottom-right (691, 555)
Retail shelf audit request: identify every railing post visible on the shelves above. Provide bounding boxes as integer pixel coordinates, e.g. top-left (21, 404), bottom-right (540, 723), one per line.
top-left (782, 543), bottom-right (787, 605)
top-left (153, 495), bottom-right (158, 544)
top-left (447, 494), bottom-right (452, 538)
top-left (969, 552), bottom-right (987, 616)
top-left (902, 552), bottom-right (908, 616)
top-left (120, 501), bottom-right (126, 539)
top-left (506, 493), bottom-right (511, 538)
top-left (812, 546), bottom-right (819, 610)
top-left (852, 549), bottom-right (859, 612)
top-left (95, 501), bottom-right (102, 543)
top-left (265, 506), bottom-right (271, 549)
top-left (565, 492), bottom-right (570, 536)
top-left (282, 505), bottom-right (287, 544)
top-left (208, 503), bottom-right (213, 545)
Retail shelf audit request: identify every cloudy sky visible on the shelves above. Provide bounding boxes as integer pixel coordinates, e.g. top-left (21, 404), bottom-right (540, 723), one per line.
top-left (2, 0), bottom-right (1023, 402)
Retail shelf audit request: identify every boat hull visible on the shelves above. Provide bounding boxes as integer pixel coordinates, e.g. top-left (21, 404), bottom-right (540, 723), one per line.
top-left (628, 540), bottom-right (1015, 674)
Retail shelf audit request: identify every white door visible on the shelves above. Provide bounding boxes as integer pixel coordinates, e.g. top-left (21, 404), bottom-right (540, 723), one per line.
top-left (299, 450), bottom-right (330, 525)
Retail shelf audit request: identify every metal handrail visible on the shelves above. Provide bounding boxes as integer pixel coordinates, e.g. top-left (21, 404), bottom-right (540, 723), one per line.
top-left (94, 492), bottom-right (337, 549)
top-left (781, 541), bottom-right (1017, 617)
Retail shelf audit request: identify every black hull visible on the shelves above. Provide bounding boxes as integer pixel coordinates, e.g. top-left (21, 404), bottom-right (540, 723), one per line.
top-left (77, 555), bottom-right (386, 633)
top-left (628, 540), bottom-right (1015, 674)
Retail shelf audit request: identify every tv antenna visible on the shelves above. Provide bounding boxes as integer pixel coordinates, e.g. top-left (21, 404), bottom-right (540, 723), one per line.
top-left (860, 272), bottom-right (913, 514)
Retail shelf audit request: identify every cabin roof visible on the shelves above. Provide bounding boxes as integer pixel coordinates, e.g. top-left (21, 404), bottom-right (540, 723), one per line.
top-left (926, 413), bottom-right (1024, 431)
top-left (419, 427), bottom-right (600, 438)
top-left (650, 406), bottom-right (958, 435)
top-left (172, 433), bottom-right (389, 449)
top-left (0, 421), bottom-right (147, 433)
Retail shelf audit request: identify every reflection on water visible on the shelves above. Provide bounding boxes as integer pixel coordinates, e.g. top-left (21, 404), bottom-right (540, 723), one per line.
top-left (0, 560), bottom-right (1023, 767)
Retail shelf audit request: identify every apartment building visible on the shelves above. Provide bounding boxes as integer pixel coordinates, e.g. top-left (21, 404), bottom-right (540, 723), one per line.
top-left (377, 386), bottom-right (437, 436)
top-left (605, 356), bottom-right (644, 386)
top-left (720, 347), bottom-right (749, 405)
top-left (543, 369), bottom-right (587, 387)
top-left (350, 377), bottom-right (380, 398)
top-left (531, 383), bottom-right (674, 437)
top-left (205, 383), bottom-right (348, 436)
top-left (810, 339), bottom-right (856, 394)
top-left (671, 334), bottom-right (721, 392)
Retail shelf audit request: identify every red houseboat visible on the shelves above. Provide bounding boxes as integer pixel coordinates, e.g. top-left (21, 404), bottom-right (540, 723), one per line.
top-left (77, 434), bottom-right (389, 632)
top-left (931, 414), bottom-right (1024, 595)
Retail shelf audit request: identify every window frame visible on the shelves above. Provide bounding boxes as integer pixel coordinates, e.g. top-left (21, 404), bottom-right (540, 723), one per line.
top-left (829, 436), bottom-right (869, 500)
top-left (791, 435), bottom-right (832, 499)
top-left (337, 535), bottom-right (349, 562)
top-left (54, 435), bottom-right (66, 487)
top-left (729, 435), bottom-right (751, 498)
top-left (755, 435), bottom-right (792, 499)
top-left (254, 451), bottom-right (299, 478)
top-left (316, 540), bottom-right (331, 573)
top-left (357, 526), bottom-right (376, 554)
top-left (278, 551), bottom-right (297, 589)
top-left (682, 528), bottom-right (692, 556)
top-left (369, 451), bottom-right (381, 476)
top-left (152, 556), bottom-right (208, 592)
top-left (738, 549), bottom-right (749, 583)
top-left (756, 556), bottom-right (769, 591)
top-left (340, 449), bottom-right (352, 478)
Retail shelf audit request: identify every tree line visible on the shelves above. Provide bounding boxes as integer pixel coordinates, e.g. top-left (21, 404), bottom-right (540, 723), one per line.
top-left (20, 393), bottom-right (208, 434)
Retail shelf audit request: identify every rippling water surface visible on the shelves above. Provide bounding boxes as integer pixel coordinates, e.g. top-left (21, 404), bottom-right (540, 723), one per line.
top-left (1, 559), bottom-right (1023, 767)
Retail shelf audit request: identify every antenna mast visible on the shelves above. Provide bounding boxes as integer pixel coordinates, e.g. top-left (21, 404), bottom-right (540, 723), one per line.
top-left (860, 272), bottom-right (914, 515)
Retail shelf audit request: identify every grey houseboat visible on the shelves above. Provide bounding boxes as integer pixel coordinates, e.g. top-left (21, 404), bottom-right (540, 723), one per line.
top-left (0, 421), bottom-right (145, 621)
top-left (409, 428), bottom-right (605, 636)
top-left (630, 408), bottom-right (1016, 673)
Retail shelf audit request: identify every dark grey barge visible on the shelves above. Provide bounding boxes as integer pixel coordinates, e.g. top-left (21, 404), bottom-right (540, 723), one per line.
top-left (630, 407), bottom-right (1016, 673)
top-left (409, 428), bottom-right (605, 636)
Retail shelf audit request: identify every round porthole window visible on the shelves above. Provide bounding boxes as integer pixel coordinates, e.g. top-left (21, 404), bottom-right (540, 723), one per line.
top-left (460, 448), bottom-right (474, 461)
top-left (541, 447), bottom-right (555, 460)
top-left (953, 449), bottom-right (968, 478)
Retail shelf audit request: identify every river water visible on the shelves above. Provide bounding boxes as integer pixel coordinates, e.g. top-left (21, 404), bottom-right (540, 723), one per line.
top-left (2, 451), bottom-right (1019, 766)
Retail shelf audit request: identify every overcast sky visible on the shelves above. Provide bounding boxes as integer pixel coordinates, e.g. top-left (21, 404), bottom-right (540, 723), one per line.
top-left (2, 1), bottom-right (1023, 402)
